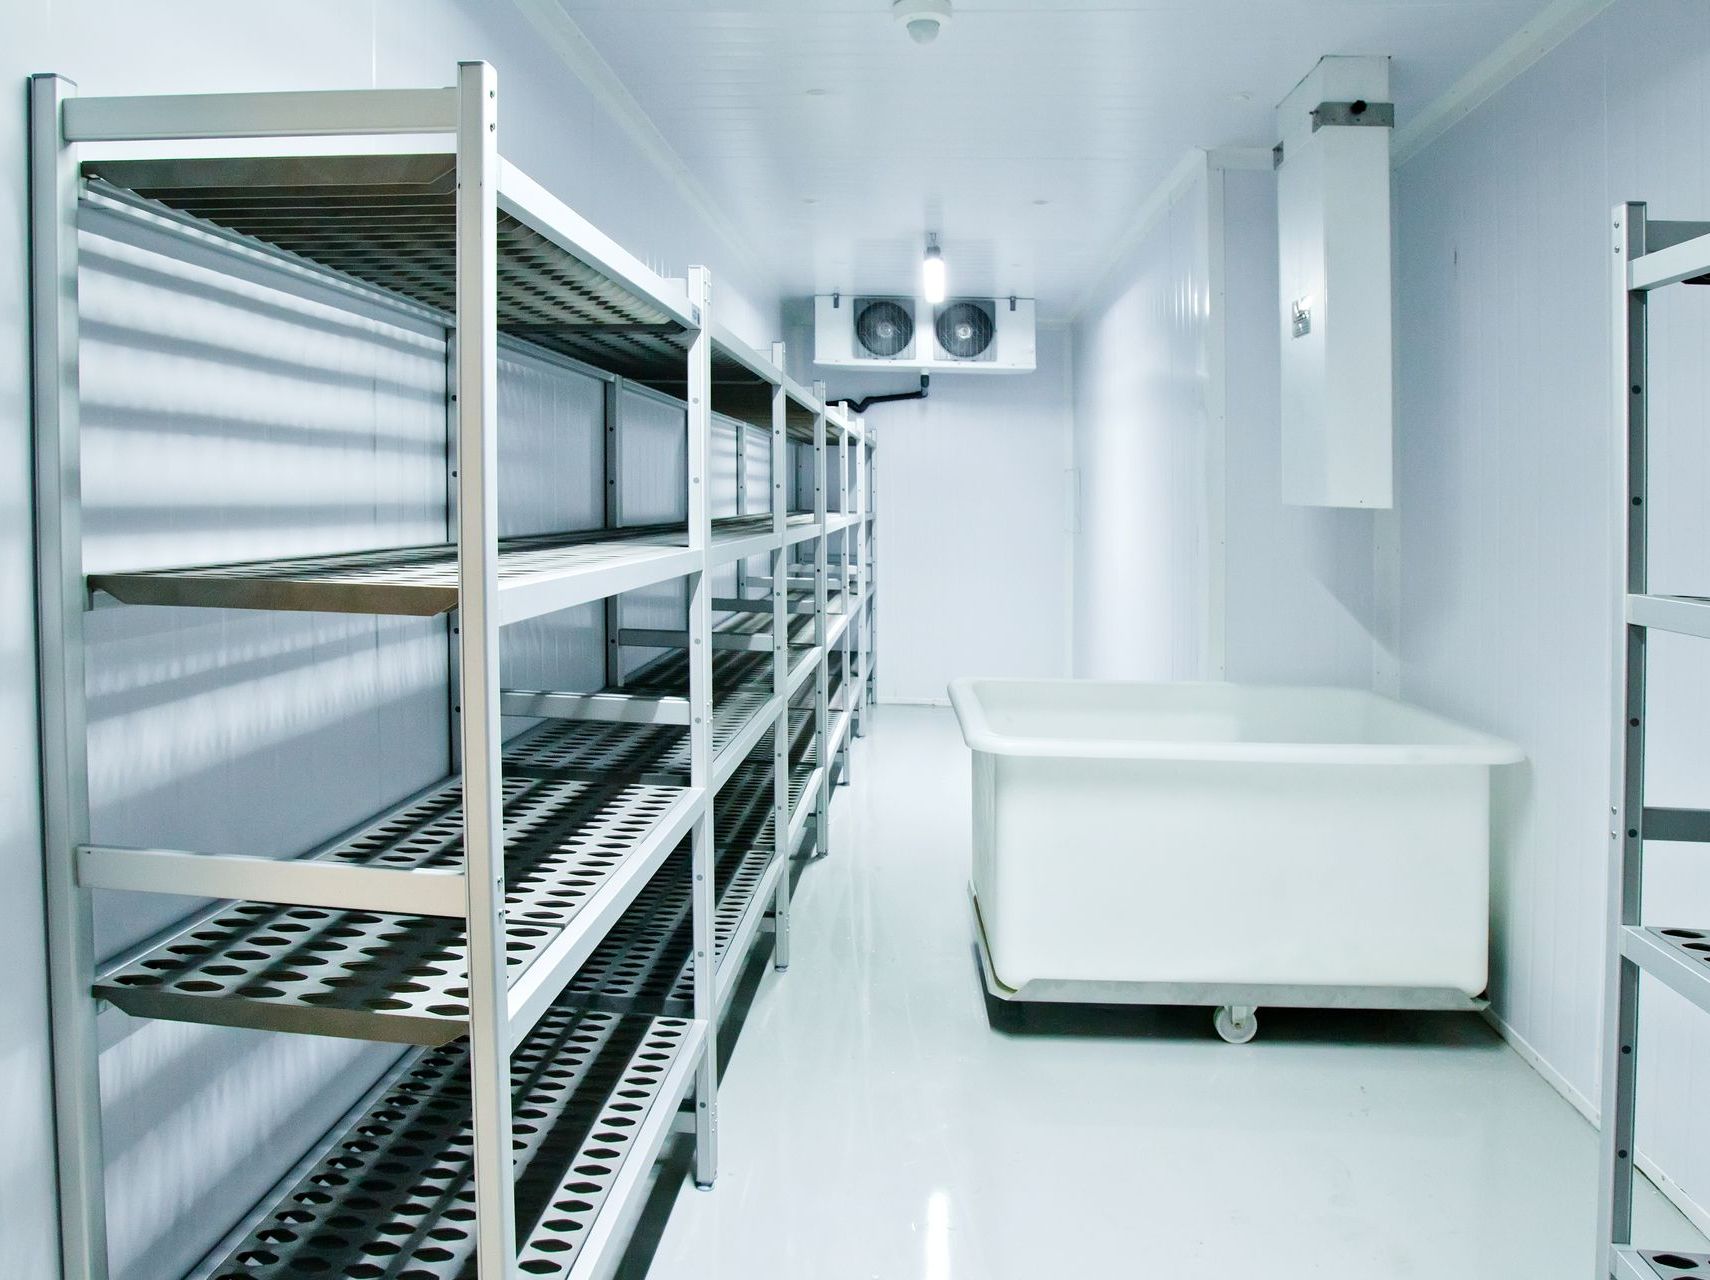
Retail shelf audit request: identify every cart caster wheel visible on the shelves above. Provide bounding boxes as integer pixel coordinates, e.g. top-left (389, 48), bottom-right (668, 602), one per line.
top-left (1214, 1005), bottom-right (1258, 1044)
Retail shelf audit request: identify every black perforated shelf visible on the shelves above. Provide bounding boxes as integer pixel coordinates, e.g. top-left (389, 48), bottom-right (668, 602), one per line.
top-left (193, 1007), bottom-right (704, 1280)
top-left (507, 654), bottom-right (777, 790)
top-left (82, 154), bottom-right (697, 376)
top-left (1638, 1251), bottom-right (1710, 1278)
top-left (97, 722), bottom-right (699, 1045)
top-left (565, 722), bottom-right (797, 1018)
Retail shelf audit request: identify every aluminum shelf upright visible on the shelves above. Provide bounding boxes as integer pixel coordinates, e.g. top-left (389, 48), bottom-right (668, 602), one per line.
top-left (1599, 202), bottom-right (1710, 1280)
top-left (30, 64), bottom-right (722, 1280)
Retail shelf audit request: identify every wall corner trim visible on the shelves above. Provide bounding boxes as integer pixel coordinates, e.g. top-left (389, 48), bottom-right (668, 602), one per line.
top-left (511, 0), bottom-right (772, 283)
top-left (1392, 0), bottom-right (1616, 166)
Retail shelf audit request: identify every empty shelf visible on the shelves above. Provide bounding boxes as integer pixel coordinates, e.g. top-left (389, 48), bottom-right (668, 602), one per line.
top-left (609, 650), bottom-right (782, 785)
top-left (194, 1006), bottom-right (704, 1280)
top-left (1628, 594), bottom-right (1710, 640)
top-left (91, 515), bottom-right (811, 620)
top-left (82, 153), bottom-right (700, 381)
top-left (565, 727), bottom-right (797, 1017)
top-left (90, 527), bottom-right (701, 623)
top-left (1630, 229), bottom-right (1710, 291)
top-left (562, 844), bottom-right (778, 1017)
top-left (788, 645), bottom-right (821, 698)
top-left (98, 735), bottom-right (702, 1045)
top-left (1621, 926), bottom-right (1710, 1017)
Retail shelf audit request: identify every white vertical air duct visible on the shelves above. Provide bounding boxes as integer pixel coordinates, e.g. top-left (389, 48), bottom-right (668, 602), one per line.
top-left (1275, 55), bottom-right (1394, 508)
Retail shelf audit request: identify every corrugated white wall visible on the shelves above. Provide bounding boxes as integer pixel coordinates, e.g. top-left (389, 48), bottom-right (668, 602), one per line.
top-left (1071, 168), bottom-right (1214, 681)
top-left (1393, 0), bottom-right (1710, 1223)
top-left (0, 6), bottom-right (783, 1278)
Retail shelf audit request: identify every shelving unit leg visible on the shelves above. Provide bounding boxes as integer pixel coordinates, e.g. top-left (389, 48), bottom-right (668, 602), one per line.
top-left (30, 70), bottom-right (110, 1280)
top-left (812, 386), bottom-right (831, 858)
top-left (769, 341), bottom-right (791, 968)
top-left (836, 423), bottom-right (852, 787)
top-left (853, 424), bottom-right (868, 741)
top-left (452, 60), bottom-right (518, 1280)
top-left (1597, 200), bottom-right (1650, 1277)
top-left (686, 267), bottom-right (718, 1190)
top-left (604, 377), bottom-right (626, 688)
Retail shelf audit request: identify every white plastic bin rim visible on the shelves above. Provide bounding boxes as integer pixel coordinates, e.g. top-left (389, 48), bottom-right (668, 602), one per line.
top-left (947, 678), bottom-right (1524, 766)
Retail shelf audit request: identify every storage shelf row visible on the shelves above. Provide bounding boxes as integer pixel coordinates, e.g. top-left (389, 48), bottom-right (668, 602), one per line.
top-left (1601, 202), bottom-right (1710, 1276)
top-left (30, 61), bottom-right (876, 1280)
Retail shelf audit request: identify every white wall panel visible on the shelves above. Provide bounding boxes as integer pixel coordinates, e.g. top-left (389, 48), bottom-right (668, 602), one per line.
top-left (859, 331), bottom-right (1073, 702)
top-left (1393, 0), bottom-right (1710, 1223)
top-left (1071, 168), bottom-right (1213, 680)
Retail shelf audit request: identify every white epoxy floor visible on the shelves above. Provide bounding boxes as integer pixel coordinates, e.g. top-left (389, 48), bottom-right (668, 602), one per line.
top-left (642, 706), bottom-right (1703, 1279)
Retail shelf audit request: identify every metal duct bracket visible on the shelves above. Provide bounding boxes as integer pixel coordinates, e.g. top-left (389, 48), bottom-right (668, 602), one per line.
top-left (1310, 100), bottom-right (1394, 131)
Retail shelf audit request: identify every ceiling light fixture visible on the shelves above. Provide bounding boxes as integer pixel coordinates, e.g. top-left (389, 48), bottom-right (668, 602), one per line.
top-left (893, 0), bottom-right (952, 45)
top-left (922, 234), bottom-right (947, 305)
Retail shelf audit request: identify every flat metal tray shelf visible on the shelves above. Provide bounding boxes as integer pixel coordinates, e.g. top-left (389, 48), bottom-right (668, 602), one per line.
top-left (192, 1006), bottom-right (704, 1280)
top-left (97, 723), bottom-right (701, 1045)
top-left (82, 154), bottom-right (699, 375)
top-left (89, 523), bottom-right (709, 621)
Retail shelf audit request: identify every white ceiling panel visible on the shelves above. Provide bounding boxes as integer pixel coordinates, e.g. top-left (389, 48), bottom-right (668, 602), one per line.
top-left (552, 0), bottom-right (1553, 317)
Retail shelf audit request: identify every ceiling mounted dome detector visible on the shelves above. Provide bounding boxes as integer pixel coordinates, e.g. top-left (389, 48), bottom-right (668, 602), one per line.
top-left (893, 0), bottom-right (952, 44)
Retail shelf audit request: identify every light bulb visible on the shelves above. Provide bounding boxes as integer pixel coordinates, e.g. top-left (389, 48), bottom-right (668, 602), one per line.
top-left (923, 244), bottom-right (947, 305)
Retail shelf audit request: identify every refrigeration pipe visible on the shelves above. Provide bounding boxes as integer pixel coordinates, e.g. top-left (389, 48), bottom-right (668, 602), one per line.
top-left (835, 374), bottom-right (930, 415)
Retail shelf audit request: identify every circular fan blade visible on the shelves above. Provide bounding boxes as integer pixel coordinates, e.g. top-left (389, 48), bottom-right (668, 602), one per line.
top-left (935, 302), bottom-right (994, 359)
top-left (855, 299), bottom-right (914, 358)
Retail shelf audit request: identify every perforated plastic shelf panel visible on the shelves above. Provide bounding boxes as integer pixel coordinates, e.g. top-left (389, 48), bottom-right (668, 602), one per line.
top-left (198, 1009), bottom-right (698, 1279)
top-left (98, 752), bottom-right (691, 1043)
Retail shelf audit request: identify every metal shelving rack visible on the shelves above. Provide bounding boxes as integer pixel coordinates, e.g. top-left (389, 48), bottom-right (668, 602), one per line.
top-left (1600, 201), bottom-right (1710, 1280)
top-left (28, 62), bottom-right (876, 1280)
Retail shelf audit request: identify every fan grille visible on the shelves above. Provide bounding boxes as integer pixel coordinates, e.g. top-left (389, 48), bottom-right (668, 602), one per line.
top-left (935, 301), bottom-right (995, 359)
top-left (854, 298), bottom-right (914, 359)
